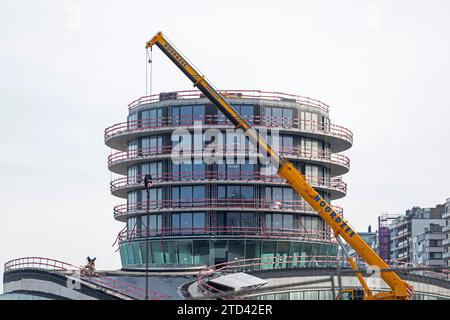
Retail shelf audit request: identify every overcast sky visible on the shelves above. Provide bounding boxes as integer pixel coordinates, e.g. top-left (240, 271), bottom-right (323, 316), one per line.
top-left (0, 0), bottom-right (449, 286)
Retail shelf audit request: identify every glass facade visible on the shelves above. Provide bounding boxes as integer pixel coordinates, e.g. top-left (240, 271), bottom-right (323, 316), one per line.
top-left (119, 239), bottom-right (338, 268)
top-left (106, 93), bottom-right (352, 270)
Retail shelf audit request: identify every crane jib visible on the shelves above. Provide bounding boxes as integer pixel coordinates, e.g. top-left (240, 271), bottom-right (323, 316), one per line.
top-left (313, 195), bottom-right (356, 238)
top-left (148, 31), bottom-right (413, 299)
top-left (162, 42), bottom-right (188, 68)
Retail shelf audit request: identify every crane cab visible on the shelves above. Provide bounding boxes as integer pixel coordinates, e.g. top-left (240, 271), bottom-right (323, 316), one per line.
top-left (336, 289), bottom-right (364, 300)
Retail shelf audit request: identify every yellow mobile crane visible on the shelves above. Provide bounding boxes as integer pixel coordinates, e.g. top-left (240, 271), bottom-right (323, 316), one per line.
top-left (145, 32), bottom-right (413, 300)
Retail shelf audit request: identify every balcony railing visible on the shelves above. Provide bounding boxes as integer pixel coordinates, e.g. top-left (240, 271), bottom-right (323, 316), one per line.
top-left (110, 172), bottom-right (347, 194)
top-left (113, 199), bottom-right (344, 218)
top-left (127, 90), bottom-right (330, 112)
top-left (116, 226), bottom-right (336, 244)
top-left (108, 145), bottom-right (350, 169)
top-left (196, 254), bottom-right (367, 297)
top-left (105, 116), bottom-right (353, 145)
top-left (4, 257), bottom-right (170, 300)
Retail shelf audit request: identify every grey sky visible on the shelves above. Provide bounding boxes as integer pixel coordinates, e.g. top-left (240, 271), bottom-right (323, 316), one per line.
top-left (1, 0), bottom-right (449, 286)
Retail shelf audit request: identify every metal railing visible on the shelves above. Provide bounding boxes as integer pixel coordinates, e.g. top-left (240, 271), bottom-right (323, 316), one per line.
top-left (110, 172), bottom-right (347, 194)
top-left (116, 226), bottom-right (337, 244)
top-left (108, 145), bottom-right (350, 169)
top-left (127, 90), bottom-right (330, 112)
top-left (195, 255), bottom-right (359, 298)
top-left (113, 200), bottom-right (344, 218)
top-left (4, 257), bottom-right (170, 300)
top-left (105, 116), bottom-right (352, 145)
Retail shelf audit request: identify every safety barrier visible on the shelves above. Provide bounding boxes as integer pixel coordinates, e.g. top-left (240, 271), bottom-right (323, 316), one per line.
top-left (127, 90), bottom-right (330, 112)
top-left (110, 172), bottom-right (347, 194)
top-left (115, 226), bottom-right (337, 244)
top-left (113, 200), bottom-right (344, 218)
top-left (107, 145), bottom-right (350, 169)
top-left (196, 255), bottom-right (362, 298)
top-left (105, 115), bottom-right (353, 145)
top-left (4, 257), bottom-right (170, 300)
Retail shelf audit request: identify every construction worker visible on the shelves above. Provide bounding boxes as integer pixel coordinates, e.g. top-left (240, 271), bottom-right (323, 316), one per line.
top-left (85, 256), bottom-right (96, 273)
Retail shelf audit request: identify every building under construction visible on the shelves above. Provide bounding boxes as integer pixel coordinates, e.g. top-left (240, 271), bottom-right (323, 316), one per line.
top-left (2, 89), bottom-right (449, 300)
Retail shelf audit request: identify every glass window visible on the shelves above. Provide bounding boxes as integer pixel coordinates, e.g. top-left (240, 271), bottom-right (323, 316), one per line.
top-left (172, 213), bottom-right (180, 234)
top-left (193, 105), bottom-right (204, 121)
top-left (177, 240), bottom-right (193, 264)
top-left (164, 241), bottom-right (178, 264)
top-left (281, 136), bottom-right (293, 152)
top-left (283, 108), bottom-right (293, 128)
top-left (180, 106), bottom-right (192, 125)
top-left (192, 163), bottom-right (205, 180)
top-left (172, 187), bottom-right (180, 207)
top-left (171, 106), bottom-right (180, 125)
top-left (180, 186), bottom-right (192, 206)
top-left (227, 212), bottom-right (240, 227)
top-left (228, 164), bottom-right (240, 180)
top-left (180, 212), bottom-right (193, 228)
top-left (193, 240), bottom-right (209, 265)
top-left (193, 212), bottom-right (205, 229)
top-left (240, 105), bottom-right (254, 119)
top-left (284, 214), bottom-right (293, 229)
top-left (180, 163), bottom-right (192, 181)
top-left (151, 241), bottom-right (164, 264)
top-left (228, 240), bottom-right (245, 261)
top-left (193, 186), bottom-right (205, 205)
top-left (127, 217), bottom-right (137, 232)
top-left (272, 214), bottom-right (283, 229)
top-left (241, 213), bottom-right (254, 227)
top-left (241, 186), bottom-right (253, 200)
top-left (261, 241), bottom-right (277, 269)
top-left (228, 185), bottom-right (241, 200)
top-left (128, 113), bottom-right (138, 129)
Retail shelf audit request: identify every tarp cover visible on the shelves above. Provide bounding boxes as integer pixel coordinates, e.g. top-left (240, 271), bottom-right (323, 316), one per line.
top-left (209, 272), bottom-right (268, 291)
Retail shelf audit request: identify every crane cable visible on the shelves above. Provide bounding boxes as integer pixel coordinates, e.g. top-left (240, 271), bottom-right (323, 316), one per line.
top-left (146, 48), bottom-right (153, 97)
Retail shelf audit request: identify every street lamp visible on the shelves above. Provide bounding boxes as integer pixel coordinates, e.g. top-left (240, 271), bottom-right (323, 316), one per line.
top-left (144, 174), bottom-right (153, 300)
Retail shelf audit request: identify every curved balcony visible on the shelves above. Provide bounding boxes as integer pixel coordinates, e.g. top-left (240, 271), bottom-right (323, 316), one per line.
top-left (113, 200), bottom-right (344, 222)
top-left (127, 90), bottom-right (331, 112)
top-left (116, 226), bottom-right (337, 244)
top-left (108, 145), bottom-right (350, 176)
top-left (110, 173), bottom-right (347, 200)
top-left (105, 116), bottom-right (352, 153)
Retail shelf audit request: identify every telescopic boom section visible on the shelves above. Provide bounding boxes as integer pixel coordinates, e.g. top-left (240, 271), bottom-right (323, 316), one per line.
top-left (145, 31), bottom-right (412, 300)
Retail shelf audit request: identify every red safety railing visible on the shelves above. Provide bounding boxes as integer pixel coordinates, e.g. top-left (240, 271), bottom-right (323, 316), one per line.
top-left (195, 255), bottom-right (366, 298)
top-left (105, 116), bottom-right (352, 145)
top-left (107, 144), bottom-right (350, 169)
top-left (113, 200), bottom-right (344, 218)
top-left (127, 90), bottom-right (330, 112)
top-left (3, 257), bottom-right (171, 300)
top-left (115, 226), bottom-right (337, 244)
top-left (4, 257), bottom-right (77, 272)
top-left (110, 172), bottom-right (347, 194)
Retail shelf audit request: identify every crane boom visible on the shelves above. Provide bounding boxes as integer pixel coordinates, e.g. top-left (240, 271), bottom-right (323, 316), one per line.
top-left (145, 31), bottom-right (412, 300)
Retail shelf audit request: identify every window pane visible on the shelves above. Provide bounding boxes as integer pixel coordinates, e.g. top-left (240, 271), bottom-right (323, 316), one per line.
top-left (227, 212), bottom-right (240, 227)
top-left (241, 213), bottom-right (254, 227)
top-left (177, 241), bottom-right (193, 264)
top-left (283, 214), bottom-right (293, 229)
top-left (180, 106), bottom-right (192, 125)
top-left (171, 106), bottom-right (180, 125)
top-left (193, 105), bottom-right (204, 121)
top-left (272, 214), bottom-right (283, 229)
top-left (180, 212), bottom-right (193, 228)
top-left (193, 212), bottom-right (205, 229)
top-left (172, 213), bottom-right (180, 234)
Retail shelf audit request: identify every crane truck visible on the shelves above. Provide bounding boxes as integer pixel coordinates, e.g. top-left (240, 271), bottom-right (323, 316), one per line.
top-left (145, 31), bottom-right (413, 300)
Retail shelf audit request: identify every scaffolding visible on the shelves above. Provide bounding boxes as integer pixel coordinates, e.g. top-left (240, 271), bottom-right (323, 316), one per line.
top-left (377, 214), bottom-right (400, 265)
